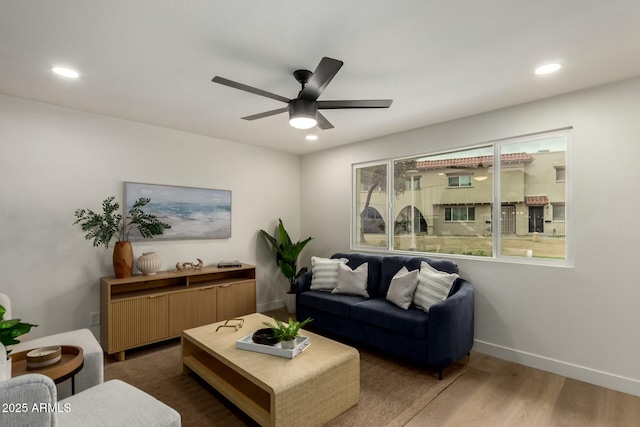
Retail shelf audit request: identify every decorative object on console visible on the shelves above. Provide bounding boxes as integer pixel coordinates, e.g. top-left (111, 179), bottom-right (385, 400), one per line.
top-left (259, 219), bottom-right (313, 314)
top-left (73, 196), bottom-right (171, 278)
top-left (124, 182), bottom-right (231, 240)
top-left (217, 260), bottom-right (242, 268)
top-left (262, 316), bottom-right (312, 349)
top-left (137, 252), bottom-right (161, 276)
top-left (175, 259), bottom-right (203, 271)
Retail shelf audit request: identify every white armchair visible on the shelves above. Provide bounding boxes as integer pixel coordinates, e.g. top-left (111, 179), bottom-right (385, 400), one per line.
top-left (0, 293), bottom-right (103, 398)
top-left (0, 372), bottom-right (180, 426)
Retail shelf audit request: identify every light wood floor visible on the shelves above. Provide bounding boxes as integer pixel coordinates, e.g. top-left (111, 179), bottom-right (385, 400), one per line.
top-left (265, 309), bottom-right (640, 426)
top-left (405, 352), bottom-right (640, 427)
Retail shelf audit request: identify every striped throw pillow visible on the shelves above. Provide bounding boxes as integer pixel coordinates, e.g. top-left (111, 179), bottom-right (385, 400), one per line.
top-left (310, 257), bottom-right (348, 291)
top-left (413, 261), bottom-right (458, 312)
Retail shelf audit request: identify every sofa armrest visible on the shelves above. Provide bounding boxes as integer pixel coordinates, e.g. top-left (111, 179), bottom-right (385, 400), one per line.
top-left (426, 280), bottom-right (474, 366)
top-left (0, 374), bottom-right (57, 427)
top-left (58, 380), bottom-right (180, 427)
top-left (297, 271), bottom-right (313, 294)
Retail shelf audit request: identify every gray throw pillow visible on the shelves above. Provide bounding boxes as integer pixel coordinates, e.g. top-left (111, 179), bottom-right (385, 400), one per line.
top-left (310, 256), bottom-right (348, 291)
top-left (386, 266), bottom-right (419, 310)
top-left (331, 262), bottom-right (369, 297)
top-left (413, 261), bottom-right (458, 312)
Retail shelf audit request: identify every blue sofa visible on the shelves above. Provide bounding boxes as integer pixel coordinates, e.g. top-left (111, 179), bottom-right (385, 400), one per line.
top-left (296, 253), bottom-right (474, 377)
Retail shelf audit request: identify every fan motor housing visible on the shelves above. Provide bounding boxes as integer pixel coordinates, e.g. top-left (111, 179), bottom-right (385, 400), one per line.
top-left (289, 99), bottom-right (317, 119)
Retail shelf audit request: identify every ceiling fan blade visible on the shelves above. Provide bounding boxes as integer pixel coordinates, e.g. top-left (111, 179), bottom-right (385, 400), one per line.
top-left (212, 76), bottom-right (290, 104)
top-left (299, 57), bottom-right (344, 102)
top-left (241, 107), bottom-right (289, 121)
top-left (317, 99), bottom-right (393, 109)
top-left (316, 112), bottom-right (334, 130)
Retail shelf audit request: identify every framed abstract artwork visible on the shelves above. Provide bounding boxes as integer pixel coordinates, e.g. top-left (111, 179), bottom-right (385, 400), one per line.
top-left (124, 182), bottom-right (231, 240)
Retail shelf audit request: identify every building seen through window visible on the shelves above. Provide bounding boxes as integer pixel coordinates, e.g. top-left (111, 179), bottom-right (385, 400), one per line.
top-left (353, 131), bottom-right (568, 261)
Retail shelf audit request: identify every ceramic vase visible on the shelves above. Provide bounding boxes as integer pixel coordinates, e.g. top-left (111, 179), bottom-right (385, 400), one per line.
top-left (137, 252), bottom-right (161, 276)
top-left (285, 293), bottom-right (296, 314)
top-left (113, 241), bottom-right (134, 278)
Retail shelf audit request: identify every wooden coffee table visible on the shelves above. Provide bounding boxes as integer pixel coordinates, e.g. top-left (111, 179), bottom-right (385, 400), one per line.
top-left (182, 313), bottom-right (359, 426)
top-left (11, 345), bottom-right (84, 394)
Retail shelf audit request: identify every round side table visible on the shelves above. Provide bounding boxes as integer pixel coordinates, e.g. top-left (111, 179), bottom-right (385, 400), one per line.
top-left (11, 345), bottom-right (84, 394)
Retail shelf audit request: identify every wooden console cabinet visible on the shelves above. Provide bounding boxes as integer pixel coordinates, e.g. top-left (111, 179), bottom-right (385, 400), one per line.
top-left (100, 264), bottom-right (256, 361)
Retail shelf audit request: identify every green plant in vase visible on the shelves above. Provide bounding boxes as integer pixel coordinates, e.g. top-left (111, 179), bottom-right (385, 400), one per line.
top-left (73, 196), bottom-right (171, 278)
top-left (0, 304), bottom-right (37, 356)
top-left (263, 316), bottom-right (312, 349)
top-left (259, 218), bottom-right (312, 292)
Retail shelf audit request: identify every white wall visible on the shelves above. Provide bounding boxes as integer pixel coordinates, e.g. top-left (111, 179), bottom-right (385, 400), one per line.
top-left (300, 76), bottom-right (640, 396)
top-left (0, 94), bottom-right (300, 339)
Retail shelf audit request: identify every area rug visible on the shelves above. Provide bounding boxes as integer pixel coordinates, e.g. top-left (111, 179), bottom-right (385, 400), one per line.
top-left (105, 341), bottom-right (466, 426)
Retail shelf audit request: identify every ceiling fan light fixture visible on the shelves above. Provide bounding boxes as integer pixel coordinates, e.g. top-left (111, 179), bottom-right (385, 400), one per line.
top-left (288, 99), bottom-right (317, 129)
top-left (289, 116), bottom-right (317, 129)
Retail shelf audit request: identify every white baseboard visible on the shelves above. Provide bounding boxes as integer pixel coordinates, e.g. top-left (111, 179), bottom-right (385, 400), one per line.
top-left (257, 300), bottom-right (285, 313)
top-left (473, 340), bottom-right (640, 397)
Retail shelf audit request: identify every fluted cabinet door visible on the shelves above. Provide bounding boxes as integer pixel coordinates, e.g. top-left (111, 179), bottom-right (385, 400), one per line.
top-left (195, 287), bottom-right (218, 326)
top-left (168, 291), bottom-right (198, 336)
top-left (216, 280), bottom-right (256, 321)
top-left (110, 295), bottom-right (169, 351)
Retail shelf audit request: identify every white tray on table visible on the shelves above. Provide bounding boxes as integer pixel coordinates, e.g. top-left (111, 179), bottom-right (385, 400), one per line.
top-left (236, 333), bottom-right (311, 359)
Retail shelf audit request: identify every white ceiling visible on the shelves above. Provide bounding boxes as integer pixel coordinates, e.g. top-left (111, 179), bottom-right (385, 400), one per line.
top-left (2, 1), bottom-right (640, 155)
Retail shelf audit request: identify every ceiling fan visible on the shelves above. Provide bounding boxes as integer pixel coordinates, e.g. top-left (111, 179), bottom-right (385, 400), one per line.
top-left (212, 57), bottom-right (393, 130)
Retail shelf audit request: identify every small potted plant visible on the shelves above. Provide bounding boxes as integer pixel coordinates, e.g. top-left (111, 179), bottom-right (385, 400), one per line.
top-left (0, 304), bottom-right (37, 380)
top-left (263, 316), bottom-right (312, 349)
top-left (73, 196), bottom-right (171, 278)
top-left (259, 219), bottom-right (312, 314)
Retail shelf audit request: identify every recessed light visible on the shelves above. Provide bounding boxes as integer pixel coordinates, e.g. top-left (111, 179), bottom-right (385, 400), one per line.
top-left (305, 135), bottom-right (318, 141)
top-left (534, 63), bottom-right (562, 75)
top-left (52, 66), bottom-right (80, 79)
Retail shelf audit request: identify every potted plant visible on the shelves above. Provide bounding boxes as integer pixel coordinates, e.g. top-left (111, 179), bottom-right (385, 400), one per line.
top-left (259, 219), bottom-right (313, 314)
top-left (262, 316), bottom-right (312, 349)
top-left (73, 196), bottom-right (171, 278)
top-left (0, 304), bottom-right (37, 380)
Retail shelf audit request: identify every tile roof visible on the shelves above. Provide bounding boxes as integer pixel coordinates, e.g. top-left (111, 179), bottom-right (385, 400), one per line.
top-left (416, 152), bottom-right (533, 170)
top-left (525, 195), bottom-right (549, 205)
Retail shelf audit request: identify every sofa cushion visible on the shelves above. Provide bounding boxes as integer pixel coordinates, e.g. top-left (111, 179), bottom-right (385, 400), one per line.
top-left (386, 266), bottom-right (419, 310)
top-left (413, 262), bottom-right (459, 313)
top-left (310, 256), bottom-right (348, 291)
top-left (351, 299), bottom-right (429, 339)
top-left (380, 255), bottom-right (459, 296)
top-left (332, 262), bottom-right (369, 297)
top-left (332, 253), bottom-right (384, 297)
top-left (299, 290), bottom-right (366, 317)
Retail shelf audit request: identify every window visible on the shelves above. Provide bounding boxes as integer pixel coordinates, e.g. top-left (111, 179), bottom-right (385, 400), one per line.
top-left (552, 203), bottom-right (565, 221)
top-left (353, 129), bottom-right (570, 263)
top-left (448, 175), bottom-right (472, 187)
top-left (445, 207), bottom-right (475, 222)
top-left (354, 163), bottom-right (388, 248)
top-left (499, 134), bottom-right (567, 260)
top-left (405, 176), bottom-right (421, 190)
